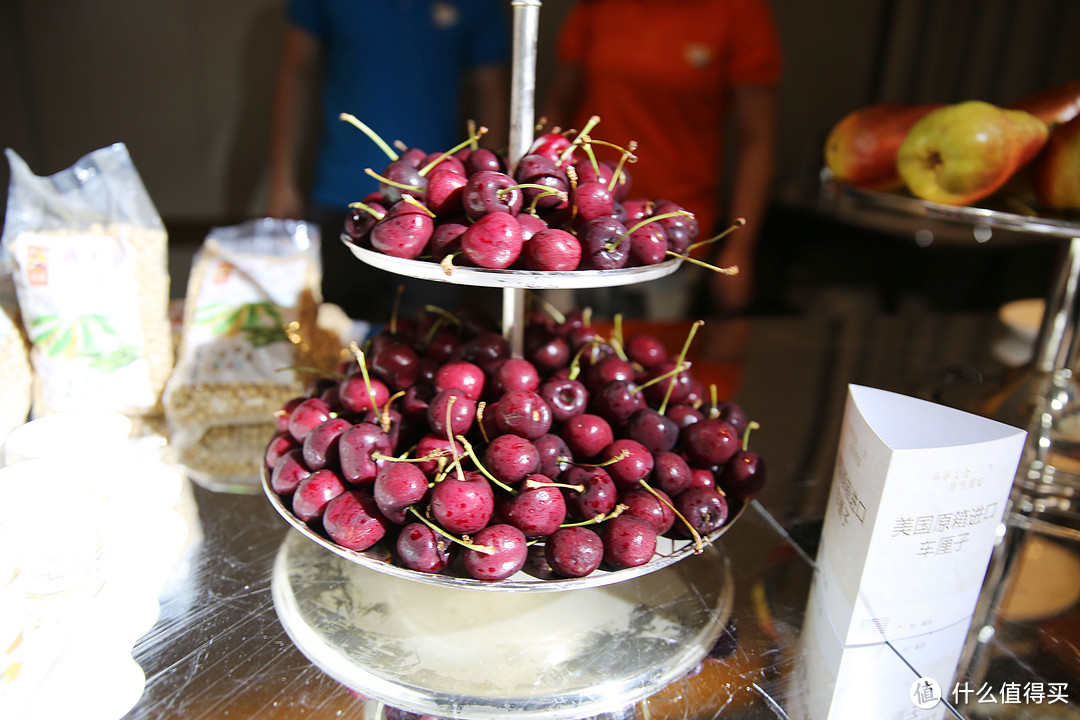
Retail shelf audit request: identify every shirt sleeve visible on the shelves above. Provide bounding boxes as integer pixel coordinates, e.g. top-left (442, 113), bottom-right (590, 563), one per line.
top-left (465, 0), bottom-right (512, 67)
top-left (286, 0), bottom-right (324, 39)
top-left (726, 0), bottom-right (783, 86)
top-left (555, 3), bottom-right (594, 66)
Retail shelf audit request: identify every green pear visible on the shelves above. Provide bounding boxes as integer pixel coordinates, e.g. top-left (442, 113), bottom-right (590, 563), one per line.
top-left (897, 101), bottom-right (1048, 206)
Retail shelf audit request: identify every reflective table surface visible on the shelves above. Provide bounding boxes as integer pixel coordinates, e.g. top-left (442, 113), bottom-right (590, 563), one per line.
top-left (121, 311), bottom-right (1080, 719)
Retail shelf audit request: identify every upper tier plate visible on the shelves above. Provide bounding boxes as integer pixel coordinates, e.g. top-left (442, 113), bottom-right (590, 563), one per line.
top-left (343, 235), bottom-right (684, 289)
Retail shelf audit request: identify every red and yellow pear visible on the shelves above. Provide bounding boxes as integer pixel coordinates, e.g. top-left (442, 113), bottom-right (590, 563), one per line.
top-left (824, 103), bottom-right (942, 190)
top-left (1009, 79), bottom-right (1080, 129)
top-left (1033, 114), bottom-right (1080, 212)
top-left (897, 101), bottom-right (1049, 206)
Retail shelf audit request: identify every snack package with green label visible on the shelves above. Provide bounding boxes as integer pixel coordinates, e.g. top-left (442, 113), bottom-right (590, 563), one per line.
top-left (163, 217), bottom-right (346, 491)
top-left (1, 144), bottom-right (172, 418)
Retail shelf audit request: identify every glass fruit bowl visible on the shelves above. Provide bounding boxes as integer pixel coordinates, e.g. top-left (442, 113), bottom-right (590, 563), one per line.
top-left (261, 466), bottom-right (746, 593)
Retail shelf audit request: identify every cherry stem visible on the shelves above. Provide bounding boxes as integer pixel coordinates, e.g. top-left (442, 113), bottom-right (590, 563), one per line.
top-left (687, 218), bottom-right (746, 253)
top-left (348, 343), bottom-right (381, 413)
top-left (390, 284), bottom-right (404, 333)
top-left (364, 167), bottom-right (424, 193)
top-left (611, 314), bottom-right (628, 361)
top-left (339, 113), bottom-right (399, 161)
top-left (467, 119), bottom-right (479, 150)
top-left (440, 253), bottom-right (458, 276)
top-left (525, 290), bottom-right (567, 325)
top-left (380, 391), bottom-right (405, 432)
top-left (659, 320), bottom-right (703, 415)
top-left (742, 421), bottom-right (760, 451)
top-left (475, 402), bottom-right (491, 444)
top-left (608, 140), bottom-right (638, 193)
top-left (445, 395), bottom-right (465, 482)
top-left (348, 201), bottom-right (386, 220)
top-left (372, 451), bottom-right (444, 464)
top-left (633, 361), bottom-right (693, 393)
top-left (638, 479), bottom-right (706, 553)
top-left (606, 210), bottom-right (694, 253)
top-left (709, 384), bottom-right (719, 419)
top-left (558, 115), bottom-right (601, 165)
top-left (527, 478), bottom-right (585, 492)
top-left (406, 506), bottom-right (495, 555)
top-left (455, 435), bottom-right (516, 494)
top-left (571, 448), bottom-right (631, 469)
top-left (419, 126), bottom-right (488, 177)
top-left (423, 304), bottom-right (461, 326)
top-left (401, 194), bottom-right (436, 218)
top-left (666, 251), bottom-right (739, 276)
top-left (580, 137), bottom-right (601, 176)
top-left (559, 503), bottom-right (627, 528)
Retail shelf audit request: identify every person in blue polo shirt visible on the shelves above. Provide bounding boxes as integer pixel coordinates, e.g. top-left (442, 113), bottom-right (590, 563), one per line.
top-left (266, 0), bottom-right (510, 320)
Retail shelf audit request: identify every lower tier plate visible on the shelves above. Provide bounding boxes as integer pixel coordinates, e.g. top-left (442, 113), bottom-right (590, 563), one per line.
top-left (271, 528), bottom-right (733, 720)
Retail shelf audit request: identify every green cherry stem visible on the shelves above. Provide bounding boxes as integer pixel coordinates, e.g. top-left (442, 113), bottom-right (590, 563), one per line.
top-left (348, 342), bottom-right (381, 413)
top-left (608, 140), bottom-right (638, 193)
top-left (364, 167), bottom-right (425, 193)
top-left (666, 252), bottom-right (740, 275)
top-left (611, 314), bottom-right (628, 362)
top-left (569, 448), bottom-right (631, 469)
top-left (638, 479), bottom-right (706, 553)
top-left (659, 320), bottom-right (703, 415)
top-left (406, 506), bottom-right (495, 554)
top-left (340, 113), bottom-right (399, 161)
top-left (559, 503), bottom-right (627, 528)
top-left (455, 435), bottom-right (517, 494)
top-left (742, 421), bottom-right (761, 452)
top-left (687, 218), bottom-right (746, 253)
top-left (347, 201), bottom-right (387, 220)
top-left (525, 289), bottom-right (567, 325)
top-left (558, 115), bottom-right (601, 166)
top-left (605, 210), bottom-right (695, 253)
top-left (419, 126), bottom-right (488, 177)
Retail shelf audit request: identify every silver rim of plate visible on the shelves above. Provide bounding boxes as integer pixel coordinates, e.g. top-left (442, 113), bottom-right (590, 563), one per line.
top-left (262, 466), bottom-right (745, 593)
top-left (343, 235), bottom-right (684, 289)
top-left (820, 168), bottom-right (1080, 241)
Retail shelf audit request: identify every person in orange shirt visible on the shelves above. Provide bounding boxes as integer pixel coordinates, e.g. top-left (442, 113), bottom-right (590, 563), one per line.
top-left (543, 0), bottom-right (782, 315)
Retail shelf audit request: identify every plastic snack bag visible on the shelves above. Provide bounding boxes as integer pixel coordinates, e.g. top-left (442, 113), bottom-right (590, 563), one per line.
top-left (0, 268), bottom-right (32, 439)
top-left (0, 144), bottom-right (172, 418)
top-left (164, 217), bottom-right (343, 491)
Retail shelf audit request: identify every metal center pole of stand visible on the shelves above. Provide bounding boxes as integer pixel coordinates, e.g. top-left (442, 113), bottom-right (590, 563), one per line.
top-left (504, 0), bottom-right (542, 357)
top-left (1034, 236), bottom-right (1080, 373)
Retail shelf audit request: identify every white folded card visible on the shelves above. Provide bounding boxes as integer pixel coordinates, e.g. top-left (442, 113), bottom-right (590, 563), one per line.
top-left (815, 385), bottom-right (1027, 645)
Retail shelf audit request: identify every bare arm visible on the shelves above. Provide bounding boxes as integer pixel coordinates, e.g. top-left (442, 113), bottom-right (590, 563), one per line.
top-left (711, 85), bottom-right (778, 313)
top-left (266, 26), bottom-right (319, 219)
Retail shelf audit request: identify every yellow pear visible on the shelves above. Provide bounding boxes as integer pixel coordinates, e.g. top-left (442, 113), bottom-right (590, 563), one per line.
top-left (897, 101), bottom-right (1048, 206)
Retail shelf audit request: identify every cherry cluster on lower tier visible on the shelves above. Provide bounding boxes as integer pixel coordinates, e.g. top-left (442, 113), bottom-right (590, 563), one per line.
top-left (342, 130), bottom-right (700, 271)
top-left (264, 305), bottom-right (766, 582)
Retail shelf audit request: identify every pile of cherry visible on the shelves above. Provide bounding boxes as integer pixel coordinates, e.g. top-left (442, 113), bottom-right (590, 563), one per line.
top-left (341, 116), bottom-right (703, 271)
top-left (264, 304), bottom-right (765, 583)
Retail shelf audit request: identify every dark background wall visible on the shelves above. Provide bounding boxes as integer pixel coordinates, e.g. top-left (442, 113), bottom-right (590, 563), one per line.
top-left (2, 0), bottom-right (1077, 310)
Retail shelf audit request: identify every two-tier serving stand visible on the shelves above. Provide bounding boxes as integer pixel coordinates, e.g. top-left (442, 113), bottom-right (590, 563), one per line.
top-left (264, 3), bottom-right (736, 718)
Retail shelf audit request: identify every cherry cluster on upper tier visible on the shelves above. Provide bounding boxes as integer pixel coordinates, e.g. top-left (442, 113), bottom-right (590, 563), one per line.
top-left (264, 304), bottom-right (767, 583)
top-left (341, 119), bottom-right (703, 272)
